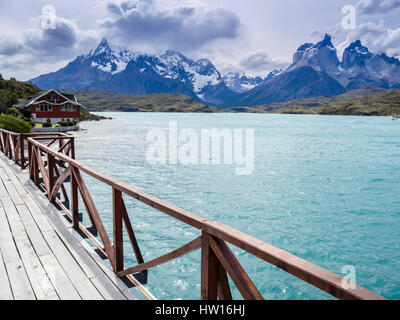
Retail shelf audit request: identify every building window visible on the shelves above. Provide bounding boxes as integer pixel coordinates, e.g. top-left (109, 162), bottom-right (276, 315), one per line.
top-left (46, 119), bottom-right (51, 123)
top-left (62, 103), bottom-right (76, 112)
top-left (47, 94), bottom-right (58, 103)
top-left (37, 102), bottom-right (52, 112)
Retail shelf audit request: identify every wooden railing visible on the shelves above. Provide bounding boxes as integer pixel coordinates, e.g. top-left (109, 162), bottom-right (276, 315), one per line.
top-left (0, 129), bottom-right (74, 169)
top-left (0, 128), bottom-right (386, 300)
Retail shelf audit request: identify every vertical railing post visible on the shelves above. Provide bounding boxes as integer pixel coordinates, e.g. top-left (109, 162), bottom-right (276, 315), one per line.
top-left (4, 132), bottom-right (8, 156)
top-left (33, 146), bottom-right (39, 186)
top-left (112, 188), bottom-right (124, 273)
top-left (201, 230), bottom-right (218, 300)
top-left (70, 137), bottom-right (75, 160)
top-left (1, 131), bottom-right (3, 153)
top-left (3, 133), bottom-right (7, 157)
top-left (12, 135), bottom-right (17, 164)
top-left (28, 140), bottom-right (33, 179)
top-left (3, 132), bottom-right (7, 155)
top-left (59, 136), bottom-right (64, 154)
top-left (71, 165), bottom-right (79, 230)
top-left (7, 134), bottom-right (11, 159)
top-left (48, 153), bottom-right (55, 197)
top-left (20, 134), bottom-right (25, 168)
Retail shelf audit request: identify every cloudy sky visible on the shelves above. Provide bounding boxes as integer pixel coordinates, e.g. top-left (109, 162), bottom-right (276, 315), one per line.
top-left (0, 0), bottom-right (400, 80)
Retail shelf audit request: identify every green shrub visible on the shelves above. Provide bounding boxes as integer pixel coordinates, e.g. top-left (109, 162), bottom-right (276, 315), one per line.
top-left (55, 124), bottom-right (61, 128)
top-left (6, 107), bottom-right (21, 118)
top-left (0, 114), bottom-right (32, 133)
top-left (28, 122), bottom-right (36, 128)
top-left (58, 121), bottom-right (76, 127)
top-left (42, 122), bottom-right (52, 128)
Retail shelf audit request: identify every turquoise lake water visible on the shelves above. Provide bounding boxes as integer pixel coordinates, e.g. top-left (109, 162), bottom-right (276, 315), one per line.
top-left (74, 113), bottom-right (400, 300)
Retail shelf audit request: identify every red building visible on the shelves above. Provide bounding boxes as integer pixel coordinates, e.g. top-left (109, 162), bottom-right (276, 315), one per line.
top-left (16, 89), bottom-right (82, 124)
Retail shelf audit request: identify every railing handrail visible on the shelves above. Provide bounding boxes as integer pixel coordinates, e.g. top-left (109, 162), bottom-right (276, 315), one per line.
top-left (0, 128), bottom-right (74, 169)
top-left (23, 134), bottom-right (387, 300)
top-left (0, 128), bottom-right (20, 136)
top-left (27, 137), bottom-right (206, 229)
top-left (0, 128), bottom-right (71, 137)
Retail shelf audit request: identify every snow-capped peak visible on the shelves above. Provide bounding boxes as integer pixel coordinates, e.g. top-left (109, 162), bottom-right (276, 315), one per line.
top-left (158, 50), bottom-right (221, 93)
top-left (223, 72), bottom-right (265, 93)
top-left (316, 34), bottom-right (335, 49)
top-left (93, 38), bottom-right (111, 55)
top-left (287, 33), bottom-right (340, 75)
top-left (88, 39), bottom-right (137, 75)
top-left (346, 40), bottom-right (370, 56)
top-left (341, 40), bottom-right (373, 69)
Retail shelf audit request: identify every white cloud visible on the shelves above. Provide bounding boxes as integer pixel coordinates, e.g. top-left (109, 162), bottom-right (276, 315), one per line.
top-left (0, 34), bottom-right (22, 56)
top-left (100, 0), bottom-right (241, 52)
top-left (24, 16), bottom-right (78, 56)
top-left (0, 8), bottom-right (99, 80)
top-left (336, 20), bottom-right (400, 58)
top-left (239, 51), bottom-right (289, 73)
top-left (356, 0), bottom-right (400, 15)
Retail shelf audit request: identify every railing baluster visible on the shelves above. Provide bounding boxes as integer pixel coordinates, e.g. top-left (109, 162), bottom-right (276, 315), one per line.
top-left (48, 153), bottom-right (55, 197)
top-left (70, 167), bottom-right (79, 230)
top-left (209, 236), bottom-right (263, 300)
top-left (72, 167), bottom-right (97, 229)
top-left (12, 135), bottom-right (17, 164)
top-left (70, 138), bottom-right (75, 159)
top-left (113, 188), bottom-right (124, 273)
top-left (72, 166), bottom-right (116, 268)
top-left (217, 262), bottom-right (232, 300)
top-left (20, 135), bottom-right (25, 168)
top-left (53, 165), bottom-right (70, 202)
top-left (201, 230), bottom-right (218, 300)
top-left (14, 137), bottom-right (19, 164)
top-left (33, 146), bottom-right (39, 186)
top-left (121, 198), bottom-right (144, 266)
top-left (8, 134), bottom-right (12, 159)
top-left (5, 133), bottom-right (10, 158)
top-left (28, 140), bottom-right (33, 179)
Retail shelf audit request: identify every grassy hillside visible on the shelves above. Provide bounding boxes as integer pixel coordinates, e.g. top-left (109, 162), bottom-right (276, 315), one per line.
top-left (315, 89), bottom-right (400, 116)
top-left (228, 87), bottom-right (400, 116)
top-left (80, 107), bottom-right (110, 121)
top-left (67, 87), bottom-right (400, 116)
top-left (0, 74), bottom-right (41, 113)
top-left (69, 89), bottom-right (219, 113)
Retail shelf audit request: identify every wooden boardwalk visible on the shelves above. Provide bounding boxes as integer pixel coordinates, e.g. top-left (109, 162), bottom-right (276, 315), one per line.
top-left (0, 154), bottom-right (137, 300)
top-left (0, 129), bottom-right (386, 300)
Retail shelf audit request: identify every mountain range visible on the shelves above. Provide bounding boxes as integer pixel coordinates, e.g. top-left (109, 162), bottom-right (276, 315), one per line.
top-left (30, 35), bottom-right (400, 108)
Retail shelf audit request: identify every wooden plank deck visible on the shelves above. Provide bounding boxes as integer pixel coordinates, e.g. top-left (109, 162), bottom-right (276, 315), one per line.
top-left (0, 154), bottom-right (138, 300)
